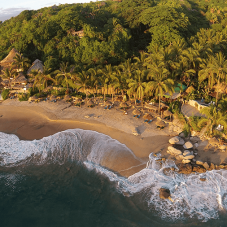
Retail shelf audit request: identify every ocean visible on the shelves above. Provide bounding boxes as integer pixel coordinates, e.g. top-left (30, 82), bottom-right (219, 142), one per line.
top-left (0, 129), bottom-right (227, 227)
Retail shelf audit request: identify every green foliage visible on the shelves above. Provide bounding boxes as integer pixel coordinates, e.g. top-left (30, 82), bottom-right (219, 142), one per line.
top-left (51, 88), bottom-right (66, 96)
top-left (189, 116), bottom-right (203, 132)
top-left (183, 122), bottom-right (191, 137)
top-left (169, 101), bottom-right (181, 114)
top-left (1, 89), bottom-right (10, 100)
top-left (18, 93), bottom-right (30, 101)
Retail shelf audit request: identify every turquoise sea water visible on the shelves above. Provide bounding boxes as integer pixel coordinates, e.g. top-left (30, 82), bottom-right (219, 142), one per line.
top-left (0, 130), bottom-right (227, 227)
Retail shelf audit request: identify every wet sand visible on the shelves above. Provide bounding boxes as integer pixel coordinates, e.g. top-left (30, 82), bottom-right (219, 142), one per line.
top-left (0, 101), bottom-right (171, 177)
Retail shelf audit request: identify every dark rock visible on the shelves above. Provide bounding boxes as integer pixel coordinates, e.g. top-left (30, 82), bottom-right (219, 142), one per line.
top-left (209, 163), bottom-right (215, 170)
top-left (177, 163), bottom-right (192, 174)
top-left (193, 165), bottom-right (206, 173)
top-left (159, 188), bottom-right (170, 199)
top-left (200, 178), bottom-right (206, 181)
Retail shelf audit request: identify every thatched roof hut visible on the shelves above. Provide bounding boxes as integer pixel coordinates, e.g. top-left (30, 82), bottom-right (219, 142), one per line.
top-left (105, 100), bottom-right (112, 106)
top-left (120, 102), bottom-right (128, 108)
top-left (214, 83), bottom-right (227, 93)
top-left (11, 73), bottom-right (27, 85)
top-left (143, 113), bottom-right (153, 120)
top-left (156, 120), bottom-right (166, 127)
top-left (87, 100), bottom-right (94, 107)
top-left (133, 109), bottom-right (141, 116)
top-left (185, 86), bottom-right (195, 94)
top-left (29, 96), bottom-right (38, 102)
top-left (163, 110), bottom-right (172, 117)
top-left (0, 48), bottom-right (21, 73)
top-left (27, 59), bottom-right (44, 75)
top-left (1, 48), bottom-right (20, 64)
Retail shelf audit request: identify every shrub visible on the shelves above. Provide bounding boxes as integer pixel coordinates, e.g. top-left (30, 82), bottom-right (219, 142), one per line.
top-left (18, 93), bottom-right (30, 101)
top-left (1, 89), bottom-right (10, 100)
top-left (189, 116), bottom-right (202, 132)
top-left (51, 88), bottom-right (66, 96)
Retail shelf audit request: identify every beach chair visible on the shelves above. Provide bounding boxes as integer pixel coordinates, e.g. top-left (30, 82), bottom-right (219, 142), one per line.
top-left (104, 105), bottom-right (107, 110)
top-left (137, 115), bottom-right (141, 118)
top-left (147, 120), bottom-right (153, 124)
top-left (108, 105), bottom-right (112, 110)
top-left (133, 115), bottom-right (137, 117)
top-left (144, 119), bottom-right (148, 122)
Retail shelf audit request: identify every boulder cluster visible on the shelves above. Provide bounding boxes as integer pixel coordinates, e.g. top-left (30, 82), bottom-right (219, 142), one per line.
top-left (167, 136), bottom-right (196, 164)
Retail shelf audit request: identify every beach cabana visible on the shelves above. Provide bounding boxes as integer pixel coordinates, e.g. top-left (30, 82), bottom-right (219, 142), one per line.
top-left (87, 100), bottom-right (94, 107)
top-left (27, 59), bottom-right (44, 76)
top-left (0, 48), bottom-right (21, 73)
top-left (156, 120), bottom-right (166, 128)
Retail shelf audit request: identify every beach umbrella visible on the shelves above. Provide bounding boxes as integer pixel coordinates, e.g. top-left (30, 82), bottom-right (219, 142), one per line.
top-left (105, 100), bottom-right (112, 106)
top-left (50, 95), bottom-right (56, 100)
top-left (185, 86), bottom-right (195, 94)
top-left (156, 120), bottom-right (166, 127)
top-left (163, 110), bottom-right (172, 116)
top-left (87, 100), bottom-right (94, 107)
top-left (64, 95), bottom-right (71, 100)
top-left (133, 109), bottom-right (141, 116)
top-left (120, 102), bottom-right (128, 108)
top-left (143, 113), bottom-right (153, 120)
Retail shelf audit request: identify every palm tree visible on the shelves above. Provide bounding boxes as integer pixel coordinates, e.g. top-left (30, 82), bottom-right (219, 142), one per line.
top-left (118, 58), bottom-right (135, 79)
top-left (88, 67), bottom-right (101, 97)
top-left (127, 69), bottom-right (147, 106)
top-left (2, 66), bottom-right (16, 89)
top-left (34, 67), bottom-right (55, 92)
top-left (54, 62), bottom-right (75, 90)
top-left (75, 70), bottom-right (91, 98)
top-left (146, 62), bottom-right (174, 114)
top-left (210, 52), bottom-right (227, 104)
top-left (12, 53), bottom-right (30, 73)
top-left (198, 105), bottom-right (227, 135)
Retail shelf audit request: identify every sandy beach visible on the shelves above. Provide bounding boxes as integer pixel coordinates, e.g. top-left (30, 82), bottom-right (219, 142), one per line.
top-left (0, 98), bottom-right (227, 176)
top-left (0, 99), bottom-right (172, 177)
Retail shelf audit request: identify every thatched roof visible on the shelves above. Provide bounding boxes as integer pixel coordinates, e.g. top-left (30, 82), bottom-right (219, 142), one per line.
top-left (143, 113), bottom-right (153, 120)
top-left (133, 109), bottom-right (141, 115)
top-left (144, 104), bottom-right (159, 111)
top-left (11, 73), bottom-right (27, 84)
top-left (214, 83), bottom-right (227, 93)
top-left (185, 86), bottom-right (195, 94)
top-left (156, 120), bottom-right (166, 127)
top-left (64, 95), bottom-right (71, 100)
top-left (120, 102), bottom-right (128, 108)
top-left (11, 84), bottom-right (24, 90)
top-left (27, 59), bottom-right (44, 75)
top-left (1, 48), bottom-right (20, 64)
top-left (105, 100), bottom-right (112, 105)
top-left (163, 110), bottom-right (172, 116)
top-left (29, 96), bottom-right (38, 101)
top-left (87, 100), bottom-right (94, 106)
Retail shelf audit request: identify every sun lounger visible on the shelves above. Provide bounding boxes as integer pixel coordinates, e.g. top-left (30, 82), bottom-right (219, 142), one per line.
top-left (108, 105), bottom-right (112, 110)
top-left (133, 115), bottom-right (137, 117)
top-left (144, 119), bottom-right (148, 122)
top-left (137, 115), bottom-right (140, 118)
top-left (147, 120), bottom-right (153, 124)
top-left (104, 106), bottom-right (107, 109)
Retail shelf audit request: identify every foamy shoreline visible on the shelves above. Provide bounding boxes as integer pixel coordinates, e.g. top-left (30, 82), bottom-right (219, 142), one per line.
top-left (0, 99), bottom-right (172, 176)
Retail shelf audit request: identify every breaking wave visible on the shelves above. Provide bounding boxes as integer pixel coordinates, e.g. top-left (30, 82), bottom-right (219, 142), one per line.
top-left (0, 130), bottom-right (227, 222)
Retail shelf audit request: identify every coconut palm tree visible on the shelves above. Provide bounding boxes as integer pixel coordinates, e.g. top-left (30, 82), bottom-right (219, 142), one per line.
top-left (54, 62), bottom-right (75, 90)
top-left (198, 105), bottom-right (227, 135)
top-left (88, 67), bottom-right (102, 97)
top-left (2, 66), bottom-right (16, 89)
top-left (127, 69), bottom-right (147, 105)
top-left (209, 52), bottom-right (227, 104)
top-left (12, 53), bottom-right (30, 73)
top-left (146, 62), bottom-right (174, 113)
top-left (33, 67), bottom-right (55, 92)
top-left (75, 70), bottom-right (91, 98)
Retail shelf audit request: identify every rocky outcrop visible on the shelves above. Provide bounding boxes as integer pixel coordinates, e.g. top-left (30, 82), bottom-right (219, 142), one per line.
top-left (167, 146), bottom-right (182, 155)
top-left (159, 188), bottom-right (171, 200)
top-left (177, 163), bottom-right (192, 174)
top-left (183, 141), bottom-right (193, 149)
top-left (193, 165), bottom-right (206, 173)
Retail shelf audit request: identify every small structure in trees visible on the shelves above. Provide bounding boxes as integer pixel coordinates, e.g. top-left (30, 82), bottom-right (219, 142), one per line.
top-left (27, 59), bottom-right (44, 75)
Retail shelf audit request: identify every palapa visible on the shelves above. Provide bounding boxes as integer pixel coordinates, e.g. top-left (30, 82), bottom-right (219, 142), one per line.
top-left (64, 95), bottom-right (71, 100)
top-left (143, 113), bottom-right (153, 120)
top-left (156, 120), bottom-right (166, 127)
top-left (163, 110), bottom-right (172, 116)
top-left (1, 48), bottom-right (20, 64)
top-left (27, 59), bottom-right (44, 75)
top-left (87, 100), bottom-right (94, 106)
top-left (120, 102), bottom-right (128, 108)
top-left (29, 96), bottom-right (38, 101)
top-left (185, 86), bottom-right (195, 94)
top-left (50, 95), bottom-right (57, 100)
top-left (11, 73), bottom-right (27, 84)
top-left (132, 109), bottom-right (141, 116)
top-left (105, 100), bottom-right (112, 106)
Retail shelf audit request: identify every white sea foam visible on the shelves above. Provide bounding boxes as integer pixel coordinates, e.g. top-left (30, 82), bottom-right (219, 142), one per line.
top-left (0, 130), bottom-right (227, 222)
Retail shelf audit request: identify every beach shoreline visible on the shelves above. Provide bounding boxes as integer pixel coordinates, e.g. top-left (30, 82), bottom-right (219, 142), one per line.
top-left (0, 99), bottom-right (172, 177)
